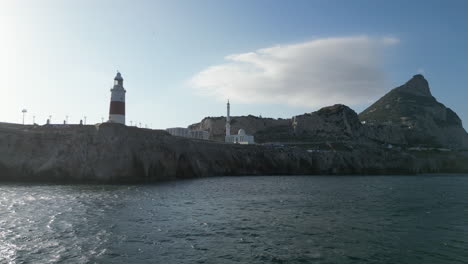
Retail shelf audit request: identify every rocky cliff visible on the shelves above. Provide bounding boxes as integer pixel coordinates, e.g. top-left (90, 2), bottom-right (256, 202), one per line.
top-left (191, 75), bottom-right (467, 150)
top-left (189, 106), bottom-right (372, 144)
top-left (189, 115), bottom-right (290, 142)
top-left (190, 104), bottom-right (408, 147)
top-left (359, 74), bottom-right (468, 148)
top-left (0, 122), bottom-right (467, 183)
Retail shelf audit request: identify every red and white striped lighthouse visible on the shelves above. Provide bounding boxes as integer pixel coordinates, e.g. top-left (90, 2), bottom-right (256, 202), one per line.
top-left (108, 72), bottom-right (126, 125)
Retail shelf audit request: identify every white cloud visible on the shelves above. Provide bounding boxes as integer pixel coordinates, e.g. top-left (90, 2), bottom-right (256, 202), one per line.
top-left (190, 36), bottom-right (399, 107)
top-left (382, 36), bottom-right (400, 45)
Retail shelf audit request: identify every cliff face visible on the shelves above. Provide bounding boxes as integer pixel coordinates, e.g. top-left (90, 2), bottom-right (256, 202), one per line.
top-left (190, 104), bottom-right (407, 146)
top-left (0, 123), bottom-right (467, 183)
top-left (359, 74), bottom-right (468, 148)
top-left (294, 105), bottom-right (363, 140)
top-left (189, 106), bottom-right (369, 144)
top-left (292, 104), bottom-right (408, 146)
top-left (189, 116), bottom-right (290, 142)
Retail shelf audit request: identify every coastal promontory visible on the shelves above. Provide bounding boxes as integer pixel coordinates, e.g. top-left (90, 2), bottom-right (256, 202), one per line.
top-left (1, 75), bottom-right (467, 183)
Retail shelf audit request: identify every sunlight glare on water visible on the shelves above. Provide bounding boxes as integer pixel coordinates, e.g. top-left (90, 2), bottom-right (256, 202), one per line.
top-left (0, 175), bottom-right (467, 264)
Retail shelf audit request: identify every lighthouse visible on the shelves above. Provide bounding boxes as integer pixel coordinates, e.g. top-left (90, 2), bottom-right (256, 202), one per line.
top-left (108, 72), bottom-right (126, 125)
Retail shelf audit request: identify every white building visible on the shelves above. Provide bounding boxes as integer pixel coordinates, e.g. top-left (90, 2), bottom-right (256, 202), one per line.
top-left (225, 128), bottom-right (255, 144)
top-left (166, 127), bottom-right (190, 137)
top-left (166, 127), bottom-right (209, 140)
top-left (224, 100), bottom-right (255, 144)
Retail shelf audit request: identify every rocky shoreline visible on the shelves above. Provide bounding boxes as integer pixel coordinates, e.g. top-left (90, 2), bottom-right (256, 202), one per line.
top-left (0, 123), bottom-right (467, 183)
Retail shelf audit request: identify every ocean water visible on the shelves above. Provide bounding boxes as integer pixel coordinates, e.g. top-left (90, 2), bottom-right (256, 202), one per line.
top-left (0, 175), bottom-right (467, 264)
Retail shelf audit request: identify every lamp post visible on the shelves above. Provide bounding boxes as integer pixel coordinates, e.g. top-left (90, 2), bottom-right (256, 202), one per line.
top-left (84, 116), bottom-right (87, 125)
top-left (21, 109), bottom-right (27, 125)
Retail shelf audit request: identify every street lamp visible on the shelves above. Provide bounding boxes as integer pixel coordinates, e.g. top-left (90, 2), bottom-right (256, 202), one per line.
top-left (21, 109), bottom-right (27, 125)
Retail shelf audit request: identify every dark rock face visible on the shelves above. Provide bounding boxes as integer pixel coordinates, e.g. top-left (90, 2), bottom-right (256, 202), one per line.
top-left (397, 74), bottom-right (431, 96)
top-left (295, 104), bottom-right (363, 140)
top-left (0, 123), bottom-right (467, 183)
top-left (189, 115), bottom-right (290, 142)
top-left (189, 105), bottom-right (366, 144)
top-left (359, 75), bottom-right (468, 148)
top-left (190, 105), bottom-right (407, 146)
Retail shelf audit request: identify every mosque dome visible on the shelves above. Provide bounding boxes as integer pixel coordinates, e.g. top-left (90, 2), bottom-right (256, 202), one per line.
top-left (238, 129), bottom-right (246, 136)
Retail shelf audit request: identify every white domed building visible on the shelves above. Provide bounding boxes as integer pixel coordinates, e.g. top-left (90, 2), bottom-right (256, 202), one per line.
top-left (224, 101), bottom-right (255, 144)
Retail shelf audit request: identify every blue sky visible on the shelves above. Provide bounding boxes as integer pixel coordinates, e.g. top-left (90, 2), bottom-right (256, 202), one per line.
top-left (0, 0), bottom-right (467, 128)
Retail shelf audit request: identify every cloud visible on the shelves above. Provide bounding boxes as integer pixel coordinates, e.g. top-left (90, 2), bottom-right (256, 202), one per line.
top-left (190, 36), bottom-right (399, 108)
top-left (382, 36), bottom-right (400, 45)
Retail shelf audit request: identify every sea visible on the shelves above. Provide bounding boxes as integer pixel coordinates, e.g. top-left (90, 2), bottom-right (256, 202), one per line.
top-left (0, 175), bottom-right (467, 264)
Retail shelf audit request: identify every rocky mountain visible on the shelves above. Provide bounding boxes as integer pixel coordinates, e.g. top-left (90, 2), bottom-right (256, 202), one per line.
top-left (359, 74), bottom-right (468, 149)
top-left (293, 104), bottom-right (363, 140)
top-left (190, 74), bottom-right (466, 150)
top-left (190, 104), bottom-right (407, 147)
top-left (189, 106), bottom-right (370, 144)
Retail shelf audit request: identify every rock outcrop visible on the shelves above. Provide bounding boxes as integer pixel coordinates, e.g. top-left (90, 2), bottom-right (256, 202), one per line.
top-left (293, 105), bottom-right (363, 140)
top-left (190, 104), bottom-right (407, 147)
top-left (0, 123), bottom-right (467, 183)
top-left (189, 115), bottom-right (290, 142)
top-left (359, 74), bottom-right (468, 148)
top-left (190, 75), bottom-right (467, 149)
top-left (189, 106), bottom-right (369, 144)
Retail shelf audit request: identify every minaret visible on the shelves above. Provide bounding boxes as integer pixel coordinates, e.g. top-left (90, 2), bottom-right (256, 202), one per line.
top-left (226, 100), bottom-right (231, 137)
top-left (108, 72), bottom-right (126, 125)
top-left (292, 116), bottom-right (298, 134)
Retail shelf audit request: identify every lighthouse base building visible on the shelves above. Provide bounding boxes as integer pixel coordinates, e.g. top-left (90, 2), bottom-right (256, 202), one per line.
top-left (108, 72), bottom-right (126, 125)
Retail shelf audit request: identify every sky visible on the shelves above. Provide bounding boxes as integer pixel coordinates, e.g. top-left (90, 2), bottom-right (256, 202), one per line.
top-left (0, 0), bottom-right (467, 129)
